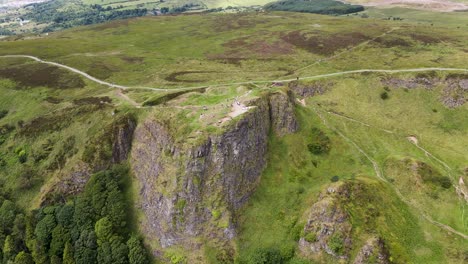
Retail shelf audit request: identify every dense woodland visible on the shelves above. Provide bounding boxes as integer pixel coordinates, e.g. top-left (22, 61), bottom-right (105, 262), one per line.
top-left (22, 0), bottom-right (148, 33)
top-left (264, 0), bottom-right (364, 15)
top-left (0, 166), bottom-right (149, 264)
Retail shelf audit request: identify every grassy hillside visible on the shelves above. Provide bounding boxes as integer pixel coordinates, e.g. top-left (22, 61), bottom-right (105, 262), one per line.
top-left (0, 8), bottom-right (466, 264)
top-left (235, 72), bottom-right (468, 263)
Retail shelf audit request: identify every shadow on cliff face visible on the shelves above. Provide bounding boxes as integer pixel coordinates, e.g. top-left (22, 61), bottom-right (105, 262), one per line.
top-left (130, 89), bottom-right (299, 260)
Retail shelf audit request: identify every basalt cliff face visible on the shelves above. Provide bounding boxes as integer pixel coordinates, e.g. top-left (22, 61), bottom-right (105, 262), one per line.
top-left (130, 91), bottom-right (298, 255)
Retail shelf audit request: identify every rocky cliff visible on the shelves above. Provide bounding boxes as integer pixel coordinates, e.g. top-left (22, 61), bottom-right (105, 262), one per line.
top-left (299, 181), bottom-right (391, 263)
top-left (130, 91), bottom-right (298, 257)
top-left (41, 114), bottom-right (136, 204)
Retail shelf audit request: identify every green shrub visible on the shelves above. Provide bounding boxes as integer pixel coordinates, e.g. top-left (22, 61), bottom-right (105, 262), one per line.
top-left (167, 252), bottom-right (186, 264)
top-left (247, 247), bottom-right (284, 264)
top-left (328, 232), bottom-right (344, 255)
top-left (175, 199), bottom-right (186, 211)
top-left (330, 175), bottom-right (340, 182)
top-left (18, 150), bottom-right (27, 163)
top-left (0, 110), bottom-right (8, 120)
top-left (417, 162), bottom-right (452, 189)
top-left (291, 223), bottom-right (303, 241)
top-left (127, 235), bottom-right (149, 264)
top-left (211, 210), bottom-right (221, 220)
top-left (307, 128), bottom-right (331, 155)
top-left (304, 232), bottom-right (317, 243)
top-left (14, 251), bottom-right (34, 264)
top-left (380, 91), bottom-right (389, 100)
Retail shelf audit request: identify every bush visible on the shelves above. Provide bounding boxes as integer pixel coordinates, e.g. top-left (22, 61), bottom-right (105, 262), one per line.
top-left (0, 110), bottom-right (8, 120)
top-left (304, 232), bottom-right (317, 243)
top-left (418, 162), bottom-right (452, 189)
top-left (328, 233), bottom-right (344, 255)
top-left (380, 91), bottom-right (389, 100)
top-left (247, 247), bottom-right (284, 264)
top-left (14, 251), bottom-right (34, 264)
top-left (330, 175), bottom-right (340, 182)
top-left (211, 210), bottom-right (221, 220)
top-left (291, 223), bottom-right (303, 241)
top-left (127, 235), bottom-right (149, 264)
top-left (307, 128), bottom-right (331, 155)
top-left (18, 167), bottom-right (36, 190)
top-left (18, 149), bottom-right (28, 163)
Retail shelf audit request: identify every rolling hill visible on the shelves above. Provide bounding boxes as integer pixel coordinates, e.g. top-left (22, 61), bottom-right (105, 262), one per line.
top-left (0, 3), bottom-right (466, 264)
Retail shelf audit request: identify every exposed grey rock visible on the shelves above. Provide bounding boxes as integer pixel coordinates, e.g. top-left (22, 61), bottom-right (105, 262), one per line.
top-left (268, 90), bottom-right (299, 136)
top-left (41, 115), bottom-right (136, 204)
top-left (299, 183), bottom-right (352, 259)
top-left (440, 78), bottom-right (467, 108)
top-left (288, 80), bottom-right (333, 97)
top-left (130, 91), bottom-right (298, 254)
top-left (353, 237), bottom-right (390, 264)
top-left (112, 116), bottom-right (136, 163)
top-left (381, 77), bottom-right (436, 90)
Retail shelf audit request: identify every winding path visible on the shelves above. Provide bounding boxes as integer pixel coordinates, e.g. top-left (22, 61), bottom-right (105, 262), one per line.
top-left (312, 106), bottom-right (468, 240)
top-left (1, 55), bottom-right (467, 93)
top-left (1, 54), bottom-right (467, 238)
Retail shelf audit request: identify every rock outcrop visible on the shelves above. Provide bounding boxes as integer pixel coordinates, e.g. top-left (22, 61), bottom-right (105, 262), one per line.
top-left (299, 184), bottom-right (352, 260)
top-left (111, 115), bottom-right (137, 163)
top-left (288, 80), bottom-right (333, 97)
top-left (268, 90), bottom-right (299, 136)
top-left (41, 114), bottom-right (136, 204)
top-left (299, 181), bottom-right (392, 263)
top-left (353, 237), bottom-right (389, 264)
top-left (130, 91), bottom-right (298, 256)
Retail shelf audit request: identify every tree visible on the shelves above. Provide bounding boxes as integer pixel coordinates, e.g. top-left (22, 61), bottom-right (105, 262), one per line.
top-left (109, 237), bottom-right (128, 264)
top-left (127, 235), bottom-right (149, 264)
top-left (3, 235), bottom-right (16, 263)
top-left (49, 224), bottom-right (70, 257)
top-left (14, 251), bottom-right (34, 264)
top-left (95, 217), bottom-right (113, 245)
top-left (50, 255), bottom-right (62, 264)
top-left (73, 196), bottom-right (95, 235)
top-left (74, 230), bottom-right (97, 264)
top-left (87, 171), bottom-right (125, 228)
top-left (0, 200), bottom-right (16, 233)
top-left (63, 241), bottom-right (75, 264)
top-left (34, 214), bottom-right (56, 246)
top-left (12, 214), bottom-right (26, 246)
top-left (31, 238), bottom-right (48, 264)
top-left (56, 205), bottom-right (74, 228)
top-left (97, 236), bottom-right (128, 264)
